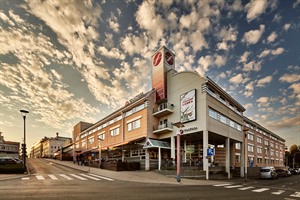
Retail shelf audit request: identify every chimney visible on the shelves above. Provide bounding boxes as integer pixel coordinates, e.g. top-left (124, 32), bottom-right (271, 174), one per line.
top-left (56, 132), bottom-right (59, 137)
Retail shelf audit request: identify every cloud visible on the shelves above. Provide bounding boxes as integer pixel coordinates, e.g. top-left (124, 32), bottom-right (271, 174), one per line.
top-left (258, 47), bottom-right (284, 58)
top-left (267, 32), bottom-right (277, 43)
top-left (244, 103), bottom-right (253, 110)
top-left (98, 46), bottom-right (125, 60)
top-left (271, 47), bottom-right (284, 55)
top-left (107, 15), bottom-right (120, 33)
top-left (239, 51), bottom-right (251, 63)
top-left (243, 60), bottom-right (262, 72)
top-left (120, 34), bottom-right (146, 56)
top-left (283, 23), bottom-right (291, 31)
top-left (257, 76), bottom-right (272, 87)
top-left (242, 25), bottom-right (265, 45)
top-left (244, 82), bottom-right (254, 97)
top-left (245, 0), bottom-right (268, 21)
top-left (214, 55), bottom-right (227, 67)
top-left (279, 74), bottom-right (300, 83)
top-left (293, 0), bottom-right (300, 8)
top-left (229, 73), bottom-right (243, 84)
top-left (256, 97), bottom-right (270, 107)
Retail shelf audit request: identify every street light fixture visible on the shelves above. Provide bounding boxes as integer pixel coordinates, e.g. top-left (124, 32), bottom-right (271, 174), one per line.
top-left (172, 121), bottom-right (185, 183)
top-left (242, 126), bottom-right (249, 182)
top-left (20, 109), bottom-right (29, 171)
top-left (98, 138), bottom-right (104, 169)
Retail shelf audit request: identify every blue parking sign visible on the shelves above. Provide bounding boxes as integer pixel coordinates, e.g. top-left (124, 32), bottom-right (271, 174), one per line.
top-left (207, 148), bottom-right (214, 156)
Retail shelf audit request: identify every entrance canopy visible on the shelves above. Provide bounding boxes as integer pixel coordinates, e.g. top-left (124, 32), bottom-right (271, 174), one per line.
top-left (143, 139), bottom-right (171, 149)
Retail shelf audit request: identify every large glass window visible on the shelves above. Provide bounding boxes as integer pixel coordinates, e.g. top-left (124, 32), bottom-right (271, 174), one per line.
top-left (110, 128), bottom-right (120, 136)
top-left (128, 119), bottom-right (141, 131)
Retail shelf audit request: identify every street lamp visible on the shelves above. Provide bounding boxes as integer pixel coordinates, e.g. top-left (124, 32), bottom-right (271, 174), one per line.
top-left (20, 109), bottom-right (29, 171)
top-left (98, 138), bottom-right (103, 169)
top-left (172, 122), bottom-right (185, 183)
top-left (242, 126), bottom-right (249, 182)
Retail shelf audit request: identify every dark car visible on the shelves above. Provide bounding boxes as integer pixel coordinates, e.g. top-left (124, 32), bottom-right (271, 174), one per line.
top-left (276, 168), bottom-right (291, 177)
top-left (0, 157), bottom-right (18, 164)
top-left (289, 168), bottom-right (300, 175)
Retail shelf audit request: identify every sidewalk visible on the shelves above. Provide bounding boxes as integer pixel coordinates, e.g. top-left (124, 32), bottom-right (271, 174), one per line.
top-left (46, 159), bottom-right (227, 185)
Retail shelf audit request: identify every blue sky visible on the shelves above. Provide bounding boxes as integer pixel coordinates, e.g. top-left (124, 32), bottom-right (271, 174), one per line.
top-left (0, 0), bottom-right (299, 150)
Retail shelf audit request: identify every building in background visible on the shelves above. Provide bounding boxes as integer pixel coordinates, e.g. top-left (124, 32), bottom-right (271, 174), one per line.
top-left (73, 46), bottom-right (285, 179)
top-left (0, 132), bottom-right (20, 158)
top-left (30, 133), bottom-right (72, 159)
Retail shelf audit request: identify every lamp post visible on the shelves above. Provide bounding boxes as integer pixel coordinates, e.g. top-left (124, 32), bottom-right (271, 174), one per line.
top-left (173, 122), bottom-right (185, 183)
top-left (20, 109), bottom-right (29, 171)
top-left (242, 126), bottom-right (249, 182)
top-left (98, 138), bottom-right (103, 169)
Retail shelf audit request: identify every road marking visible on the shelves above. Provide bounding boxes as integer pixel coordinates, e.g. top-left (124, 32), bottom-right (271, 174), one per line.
top-left (238, 186), bottom-right (255, 190)
top-left (252, 188), bottom-right (270, 193)
top-left (21, 177), bottom-right (30, 180)
top-left (272, 190), bottom-right (285, 195)
top-left (213, 183), bottom-right (232, 187)
top-left (36, 175), bottom-right (45, 180)
top-left (290, 192), bottom-right (300, 198)
top-left (48, 174), bottom-right (58, 180)
top-left (224, 185), bottom-right (243, 188)
top-left (79, 174), bottom-right (100, 181)
top-left (59, 174), bottom-right (73, 180)
top-left (70, 174), bottom-right (87, 180)
top-left (88, 173), bottom-right (114, 181)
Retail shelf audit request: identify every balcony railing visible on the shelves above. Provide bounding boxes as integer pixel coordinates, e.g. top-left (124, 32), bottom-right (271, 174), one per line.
top-left (153, 102), bottom-right (174, 117)
top-left (153, 122), bottom-right (173, 135)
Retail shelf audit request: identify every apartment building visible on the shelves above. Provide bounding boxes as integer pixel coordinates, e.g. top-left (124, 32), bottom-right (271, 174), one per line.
top-left (73, 46), bottom-right (285, 179)
top-left (0, 132), bottom-right (20, 158)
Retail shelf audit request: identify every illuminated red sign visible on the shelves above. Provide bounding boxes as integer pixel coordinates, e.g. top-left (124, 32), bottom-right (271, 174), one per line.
top-left (153, 52), bottom-right (162, 66)
top-left (165, 51), bottom-right (174, 65)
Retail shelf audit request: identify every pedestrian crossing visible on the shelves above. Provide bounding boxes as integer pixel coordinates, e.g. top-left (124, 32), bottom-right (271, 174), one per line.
top-left (21, 173), bottom-right (114, 182)
top-left (213, 183), bottom-right (300, 199)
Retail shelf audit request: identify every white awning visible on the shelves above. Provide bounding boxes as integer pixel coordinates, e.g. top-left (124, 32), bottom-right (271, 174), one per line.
top-left (143, 139), bottom-right (171, 149)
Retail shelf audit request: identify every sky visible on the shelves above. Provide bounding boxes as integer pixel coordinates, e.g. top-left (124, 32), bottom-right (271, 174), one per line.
top-left (0, 0), bottom-right (299, 151)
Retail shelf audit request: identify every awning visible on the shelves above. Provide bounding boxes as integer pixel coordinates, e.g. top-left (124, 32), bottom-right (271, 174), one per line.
top-left (143, 139), bottom-right (171, 149)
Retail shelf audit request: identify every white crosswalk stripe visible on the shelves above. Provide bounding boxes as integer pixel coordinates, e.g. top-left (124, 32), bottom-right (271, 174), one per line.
top-left (79, 174), bottom-right (100, 181)
top-left (252, 188), bottom-right (270, 193)
top-left (36, 175), bottom-right (45, 180)
top-left (88, 173), bottom-right (114, 181)
top-left (48, 174), bottom-right (58, 180)
top-left (69, 174), bottom-right (88, 180)
top-left (238, 186), bottom-right (255, 190)
top-left (224, 185), bottom-right (243, 188)
top-left (59, 174), bottom-right (73, 180)
top-left (213, 183), bottom-right (232, 187)
top-left (272, 190), bottom-right (285, 195)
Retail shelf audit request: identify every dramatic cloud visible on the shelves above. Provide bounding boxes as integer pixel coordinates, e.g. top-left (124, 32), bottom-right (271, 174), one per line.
top-left (230, 73), bottom-right (243, 84)
top-left (242, 25), bottom-right (265, 45)
top-left (279, 74), bottom-right (300, 83)
top-left (256, 97), bottom-right (270, 107)
top-left (245, 0), bottom-right (268, 21)
top-left (267, 32), bottom-right (277, 43)
top-left (257, 76), bottom-right (272, 87)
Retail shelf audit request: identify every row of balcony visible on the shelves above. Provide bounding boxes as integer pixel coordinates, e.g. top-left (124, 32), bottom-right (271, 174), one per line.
top-left (153, 102), bottom-right (174, 135)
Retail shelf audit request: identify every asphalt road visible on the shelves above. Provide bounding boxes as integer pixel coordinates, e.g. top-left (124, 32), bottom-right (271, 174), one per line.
top-left (0, 159), bottom-right (299, 200)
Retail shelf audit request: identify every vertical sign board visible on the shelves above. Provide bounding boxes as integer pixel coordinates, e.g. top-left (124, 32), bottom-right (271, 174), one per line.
top-left (152, 47), bottom-right (175, 102)
top-left (180, 89), bottom-right (196, 123)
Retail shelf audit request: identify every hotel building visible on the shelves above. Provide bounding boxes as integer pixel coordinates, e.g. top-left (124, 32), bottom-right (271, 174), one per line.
top-left (73, 46), bottom-right (285, 179)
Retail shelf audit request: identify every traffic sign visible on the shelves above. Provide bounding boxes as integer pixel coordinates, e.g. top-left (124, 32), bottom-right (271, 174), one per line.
top-left (207, 148), bottom-right (214, 156)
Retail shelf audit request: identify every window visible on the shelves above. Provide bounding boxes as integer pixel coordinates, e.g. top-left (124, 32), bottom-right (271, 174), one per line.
top-left (88, 137), bottom-right (94, 144)
top-left (264, 140), bottom-right (269, 146)
top-left (257, 147), bottom-right (262, 154)
top-left (128, 119), bottom-right (141, 131)
top-left (235, 143), bottom-right (241, 150)
top-left (257, 137), bottom-right (262, 143)
top-left (220, 115), bottom-right (226, 124)
top-left (98, 134), bottom-right (105, 140)
top-left (237, 124), bottom-right (242, 131)
top-left (81, 141), bottom-right (86, 147)
top-left (248, 144), bottom-right (254, 152)
top-left (209, 109), bottom-right (217, 119)
top-left (247, 133), bottom-right (254, 141)
top-left (257, 158), bottom-right (262, 164)
top-left (235, 154), bottom-right (241, 163)
top-left (110, 128), bottom-right (120, 136)
top-left (229, 120), bottom-right (235, 128)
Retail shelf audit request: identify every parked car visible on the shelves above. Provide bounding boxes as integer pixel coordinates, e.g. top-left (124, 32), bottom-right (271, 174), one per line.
top-left (260, 166), bottom-right (278, 179)
top-left (289, 168), bottom-right (300, 175)
top-left (0, 157), bottom-right (18, 164)
top-left (276, 168), bottom-right (291, 177)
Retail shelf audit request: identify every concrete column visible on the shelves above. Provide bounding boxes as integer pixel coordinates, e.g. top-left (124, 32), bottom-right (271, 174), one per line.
top-left (203, 130), bottom-right (209, 180)
top-left (183, 140), bottom-right (187, 163)
top-left (145, 148), bottom-right (150, 171)
top-left (171, 136), bottom-right (175, 160)
top-left (226, 137), bottom-right (230, 179)
top-left (158, 147), bottom-right (161, 170)
top-left (240, 142), bottom-right (245, 177)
